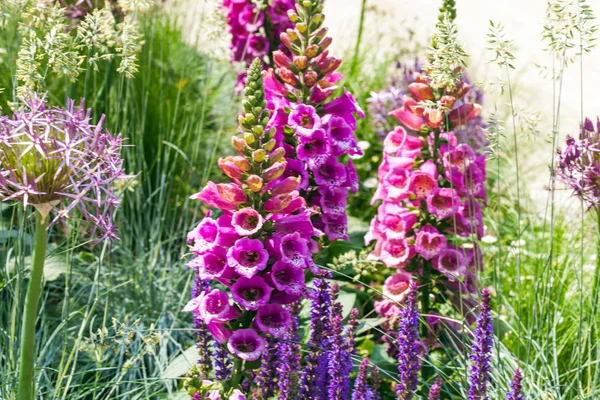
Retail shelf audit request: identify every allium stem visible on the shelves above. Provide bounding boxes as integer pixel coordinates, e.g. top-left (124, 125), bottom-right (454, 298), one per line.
top-left (593, 208), bottom-right (600, 307)
top-left (17, 211), bottom-right (49, 400)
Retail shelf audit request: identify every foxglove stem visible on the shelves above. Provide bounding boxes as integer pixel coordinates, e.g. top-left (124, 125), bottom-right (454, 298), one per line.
top-left (17, 211), bottom-right (49, 400)
top-left (229, 357), bottom-right (244, 391)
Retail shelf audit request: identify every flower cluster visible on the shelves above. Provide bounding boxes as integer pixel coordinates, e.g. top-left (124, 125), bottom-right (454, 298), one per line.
top-left (506, 369), bottom-right (524, 400)
top-left (396, 280), bottom-right (421, 400)
top-left (366, 67), bottom-right (487, 319)
top-left (223, 0), bottom-right (296, 89)
top-left (367, 60), bottom-right (488, 153)
top-left (352, 358), bottom-right (381, 400)
top-left (183, 59), bottom-right (320, 365)
top-left (0, 94), bottom-right (126, 241)
top-left (556, 117), bottom-right (600, 210)
top-left (299, 279), bottom-right (359, 399)
top-left (264, 0), bottom-right (364, 242)
top-left (468, 288), bottom-right (493, 400)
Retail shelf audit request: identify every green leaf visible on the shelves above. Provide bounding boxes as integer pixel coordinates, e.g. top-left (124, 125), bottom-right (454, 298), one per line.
top-left (7, 255), bottom-right (68, 281)
top-left (161, 345), bottom-right (200, 379)
top-left (337, 291), bottom-right (357, 319)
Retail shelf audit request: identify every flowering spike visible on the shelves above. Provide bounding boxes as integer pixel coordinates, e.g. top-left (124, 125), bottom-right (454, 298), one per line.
top-left (468, 289), bottom-right (493, 400)
top-left (428, 376), bottom-right (442, 400)
top-left (396, 280), bottom-right (420, 400)
top-left (506, 369), bottom-right (524, 400)
top-left (352, 358), bottom-right (371, 400)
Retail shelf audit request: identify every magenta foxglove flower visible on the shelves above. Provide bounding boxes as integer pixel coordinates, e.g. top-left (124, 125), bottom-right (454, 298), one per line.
top-left (183, 289), bottom-right (240, 324)
top-left (227, 238), bottom-right (269, 278)
top-left (288, 104), bottom-right (322, 138)
top-left (0, 95), bottom-right (126, 241)
top-left (379, 237), bottom-right (415, 268)
top-left (426, 188), bottom-right (461, 220)
top-left (327, 115), bottom-right (361, 157)
top-left (297, 129), bottom-right (331, 165)
top-left (227, 328), bottom-right (266, 361)
top-left (313, 156), bottom-right (348, 190)
top-left (270, 260), bottom-right (305, 294)
top-left (231, 276), bottom-right (272, 310)
top-left (432, 248), bottom-right (468, 281)
top-left (278, 232), bottom-right (311, 269)
top-left (189, 247), bottom-right (234, 280)
top-left (191, 182), bottom-right (247, 211)
top-left (232, 208), bottom-right (264, 236)
top-left (415, 225), bottom-right (447, 260)
top-left (255, 303), bottom-right (292, 338)
top-left (383, 271), bottom-right (413, 303)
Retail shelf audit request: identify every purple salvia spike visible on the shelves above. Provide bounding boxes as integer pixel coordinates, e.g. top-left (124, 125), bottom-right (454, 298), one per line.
top-left (352, 358), bottom-right (371, 400)
top-left (428, 376), bottom-right (442, 400)
top-left (214, 344), bottom-right (232, 382)
top-left (468, 288), bottom-right (493, 400)
top-left (506, 369), bottom-right (524, 400)
top-left (396, 280), bottom-right (420, 400)
top-left (299, 279), bottom-right (332, 399)
top-left (191, 277), bottom-right (213, 375)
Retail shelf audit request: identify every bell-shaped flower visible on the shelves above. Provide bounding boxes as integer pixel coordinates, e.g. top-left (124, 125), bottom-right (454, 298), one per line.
top-left (227, 238), bottom-right (269, 278)
top-left (227, 328), bottom-right (266, 361)
top-left (231, 275), bottom-right (272, 310)
top-left (254, 304), bottom-right (292, 338)
top-left (426, 188), bottom-right (461, 220)
top-left (191, 182), bottom-right (247, 211)
top-left (415, 225), bottom-right (447, 260)
top-left (232, 208), bottom-right (264, 236)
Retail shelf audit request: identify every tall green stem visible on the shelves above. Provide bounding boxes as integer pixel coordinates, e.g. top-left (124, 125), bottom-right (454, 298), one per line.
top-left (593, 209), bottom-right (600, 308)
top-left (17, 212), bottom-right (49, 400)
top-left (229, 358), bottom-right (243, 391)
top-left (350, 0), bottom-right (367, 78)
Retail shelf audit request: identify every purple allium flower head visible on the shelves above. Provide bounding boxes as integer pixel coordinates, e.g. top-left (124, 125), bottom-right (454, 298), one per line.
top-left (396, 280), bottom-right (420, 400)
top-left (227, 238), bottom-right (269, 278)
top-left (428, 376), bottom-right (442, 400)
top-left (227, 328), bottom-right (266, 361)
top-left (556, 117), bottom-right (600, 210)
top-left (255, 303), bottom-right (292, 338)
top-left (231, 276), bottom-right (272, 310)
top-left (0, 94), bottom-right (127, 241)
top-left (468, 289), bottom-right (493, 400)
top-left (506, 369), bottom-right (524, 400)
top-left (232, 208), bottom-right (264, 236)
